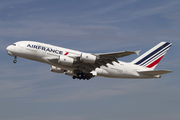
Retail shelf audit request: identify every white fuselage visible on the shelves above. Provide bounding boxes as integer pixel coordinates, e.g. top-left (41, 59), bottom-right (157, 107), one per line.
top-left (6, 41), bottom-right (160, 79)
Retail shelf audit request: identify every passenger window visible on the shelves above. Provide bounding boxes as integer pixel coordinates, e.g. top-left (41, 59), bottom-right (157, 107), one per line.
top-left (13, 44), bottom-right (16, 46)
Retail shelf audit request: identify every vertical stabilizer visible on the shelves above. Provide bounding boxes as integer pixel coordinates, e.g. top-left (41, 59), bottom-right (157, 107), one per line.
top-left (131, 42), bottom-right (172, 70)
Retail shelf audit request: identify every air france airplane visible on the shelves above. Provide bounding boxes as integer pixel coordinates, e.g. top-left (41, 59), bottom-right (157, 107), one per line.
top-left (6, 41), bottom-right (172, 80)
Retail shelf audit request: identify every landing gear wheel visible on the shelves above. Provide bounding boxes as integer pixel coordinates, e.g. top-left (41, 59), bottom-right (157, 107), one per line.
top-left (73, 72), bottom-right (94, 80)
top-left (13, 56), bottom-right (17, 63)
top-left (13, 60), bottom-right (17, 63)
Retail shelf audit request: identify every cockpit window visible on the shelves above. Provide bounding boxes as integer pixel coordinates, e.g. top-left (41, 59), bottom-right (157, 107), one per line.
top-left (13, 44), bottom-right (16, 46)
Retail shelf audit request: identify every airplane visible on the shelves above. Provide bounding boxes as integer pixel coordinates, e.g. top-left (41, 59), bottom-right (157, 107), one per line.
top-left (6, 41), bottom-right (172, 80)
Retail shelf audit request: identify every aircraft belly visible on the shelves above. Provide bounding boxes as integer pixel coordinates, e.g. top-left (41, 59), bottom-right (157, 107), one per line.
top-left (99, 66), bottom-right (126, 78)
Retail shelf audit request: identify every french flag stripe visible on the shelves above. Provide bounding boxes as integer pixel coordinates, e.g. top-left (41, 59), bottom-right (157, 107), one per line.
top-left (64, 52), bottom-right (69, 55)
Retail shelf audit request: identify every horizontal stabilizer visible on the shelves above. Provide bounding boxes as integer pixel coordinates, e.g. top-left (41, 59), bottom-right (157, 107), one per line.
top-left (137, 70), bottom-right (173, 76)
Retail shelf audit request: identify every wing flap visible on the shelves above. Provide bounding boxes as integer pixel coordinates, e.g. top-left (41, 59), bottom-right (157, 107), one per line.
top-left (137, 70), bottom-right (173, 76)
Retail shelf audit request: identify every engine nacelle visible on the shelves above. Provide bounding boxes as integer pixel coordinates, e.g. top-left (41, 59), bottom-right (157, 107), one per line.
top-left (50, 66), bottom-right (66, 73)
top-left (80, 53), bottom-right (97, 63)
top-left (58, 55), bottom-right (74, 66)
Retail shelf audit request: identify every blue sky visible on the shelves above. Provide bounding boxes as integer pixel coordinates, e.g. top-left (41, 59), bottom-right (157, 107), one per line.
top-left (0, 0), bottom-right (180, 120)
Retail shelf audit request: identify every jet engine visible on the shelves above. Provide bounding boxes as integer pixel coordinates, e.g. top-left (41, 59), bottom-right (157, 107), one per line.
top-left (58, 55), bottom-right (74, 66)
top-left (50, 66), bottom-right (66, 73)
top-left (80, 53), bottom-right (97, 63)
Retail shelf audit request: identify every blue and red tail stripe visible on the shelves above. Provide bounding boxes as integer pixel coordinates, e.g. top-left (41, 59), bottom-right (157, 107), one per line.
top-left (146, 55), bottom-right (164, 68)
top-left (140, 44), bottom-right (171, 67)
top-left (134, 42), bottom-right (172, 69)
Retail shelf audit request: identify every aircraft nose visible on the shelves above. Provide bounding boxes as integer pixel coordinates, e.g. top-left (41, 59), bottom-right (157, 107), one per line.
top-left (6, 45), bottom-right (11, 51)
top-left (6, 45), bottom-right (13, 56)
top-left (6, 45), bottom-right (14, 51)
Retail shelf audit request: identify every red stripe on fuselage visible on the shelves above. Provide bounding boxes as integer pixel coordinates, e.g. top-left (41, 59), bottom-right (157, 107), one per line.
top-left (64, 52), bottom-right (69, 55)
top-left (146, 55), bottom-right (164, 68)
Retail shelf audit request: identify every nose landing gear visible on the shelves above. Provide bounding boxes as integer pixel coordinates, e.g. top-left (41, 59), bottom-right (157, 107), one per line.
top-left (13, 56), bottom-right (17, 63)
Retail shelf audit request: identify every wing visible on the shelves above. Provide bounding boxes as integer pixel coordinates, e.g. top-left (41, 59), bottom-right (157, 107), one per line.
top-left (77, 50), bottom-right (140, 73)
top-left (42, 51), bottom-right (140, 74)
top-left (95, 50), bottom-right (140, 66)
top-left (96, 50), bottom-right (141, 58)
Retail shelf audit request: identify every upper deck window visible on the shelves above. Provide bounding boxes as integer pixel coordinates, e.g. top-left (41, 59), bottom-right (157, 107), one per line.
top-left (13, 44), bottom-right (16, 46)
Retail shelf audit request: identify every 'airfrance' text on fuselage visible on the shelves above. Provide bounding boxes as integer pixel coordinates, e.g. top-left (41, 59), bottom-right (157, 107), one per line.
top-left (27, 44), bottom-right (63, 55)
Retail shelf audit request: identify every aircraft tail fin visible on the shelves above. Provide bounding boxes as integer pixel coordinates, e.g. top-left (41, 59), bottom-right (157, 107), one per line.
top-left (131, 42), bottom-right (172, 70)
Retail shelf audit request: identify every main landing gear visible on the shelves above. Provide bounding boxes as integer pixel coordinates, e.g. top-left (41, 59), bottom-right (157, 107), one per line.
top-left (13, 56), bottom-right (17, 63)
top-left (72, 72), bottom-right (94, 80)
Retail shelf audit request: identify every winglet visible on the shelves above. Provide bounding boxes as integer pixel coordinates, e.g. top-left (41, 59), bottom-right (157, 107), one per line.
top-left (135, 50), bottom-right (141, 56)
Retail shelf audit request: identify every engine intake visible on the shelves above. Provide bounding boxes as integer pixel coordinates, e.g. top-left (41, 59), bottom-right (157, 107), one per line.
top-left (80, 53), bottom-right (97, 63)
top-left (58, 55), bottom-right (74, 66)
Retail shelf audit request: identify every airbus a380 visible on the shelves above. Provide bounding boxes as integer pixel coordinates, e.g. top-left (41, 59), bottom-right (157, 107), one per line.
top-left (6, 41), bottom-right (172, 80)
